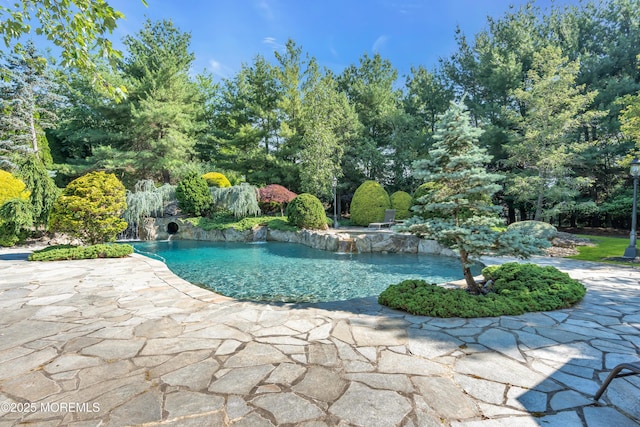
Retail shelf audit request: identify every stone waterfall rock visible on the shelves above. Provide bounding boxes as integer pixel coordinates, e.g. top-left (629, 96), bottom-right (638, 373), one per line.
top-left (146, 218), bottom-right (455, 257)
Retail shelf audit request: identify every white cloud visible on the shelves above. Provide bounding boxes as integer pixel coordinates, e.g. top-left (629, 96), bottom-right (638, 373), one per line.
top-left (209, 59), bottom-right (232, 79)
top-left (262, 36), bottom-right (285, 52)
top-left (256, 0), bottom-right (275, 21)
top-left (372, 35), bottom-right (389, 53)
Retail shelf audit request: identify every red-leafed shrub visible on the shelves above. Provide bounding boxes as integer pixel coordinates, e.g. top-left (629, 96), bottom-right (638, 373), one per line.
top-left (258, 184), bottom-right (297, 215)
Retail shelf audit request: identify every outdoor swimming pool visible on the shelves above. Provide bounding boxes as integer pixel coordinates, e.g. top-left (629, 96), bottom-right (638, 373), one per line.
top-left (133, 240), bottom-right (480, 303)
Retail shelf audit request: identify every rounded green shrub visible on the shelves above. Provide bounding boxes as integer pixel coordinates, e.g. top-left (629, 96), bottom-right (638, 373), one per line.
top-left (507, 220), bottom-right (558, 241)
top-left (286, 193), bottom-right (328, 230)
top-left (176, 173), bottom-right (213, 216)
top-left (48, 171), bottom-right (127, 245)
top-left (390, 191), bottom-right (413, 220)
top-left (202, 172), bottom-right (232, 188)
top-left (350, 181), bottom-right (391, 226)
top-left (378, 262), bottom-right (586, 318)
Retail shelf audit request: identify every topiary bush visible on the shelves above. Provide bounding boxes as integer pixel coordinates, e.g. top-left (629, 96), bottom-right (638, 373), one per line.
top-left (350, 181), bottom-right (391, 226)
top-left (48, 171), bottom-right (128, 245)
top-left (378, 262), bottom-right (586, 317)
top-left (390, 191), bottom-right (413, 220)
top-left (507, 220), bottom-right (558, 241)
top-left (202, 172), bottom-right (232, 188)
top-left (28, 244), bottom-right (133, 261)
top-left (286, 193), bottom-right (328, 230)
top-left (176, 172), bottom-right (213, 216)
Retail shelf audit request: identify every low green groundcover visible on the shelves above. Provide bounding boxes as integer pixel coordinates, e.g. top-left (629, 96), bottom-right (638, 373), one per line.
top-left (378, 262), bottom-right (586, 317)
top-left (28, 244), bottom-right (133, 261)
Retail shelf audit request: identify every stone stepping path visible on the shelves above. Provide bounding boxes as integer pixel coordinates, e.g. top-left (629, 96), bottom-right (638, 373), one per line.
top-left (0, 248), bottom-right (638, 426)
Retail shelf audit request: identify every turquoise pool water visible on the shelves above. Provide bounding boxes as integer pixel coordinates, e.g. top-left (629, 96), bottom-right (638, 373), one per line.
top-left (133, 240), bottom-right (480, 303)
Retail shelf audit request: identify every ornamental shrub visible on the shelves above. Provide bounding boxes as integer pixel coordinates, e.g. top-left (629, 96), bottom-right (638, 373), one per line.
top-left (350, 181), bottom-right (391, 226)
top-left (48, 172), bottom-right (128, 245)
top-left (210, 184), bottom-right (261, 218)
top-left (28, 244), bottom-right (133, 261)
top-left (378, 262), bottom-right (586, 317)
top-left (507, 220), bottom-right (558, 241)
top-left (0, 170), bottom-right (30, 205)
top-left (259, 184), bottom-right (297, 215)
top-left (286, 193), bottom-right (328, 229)
top-left (390, 191), bottom-right (412, 220)
top-left (202, 172), bottom-right (232, 188)
top-left (176, 173), bottom-right (213, 216)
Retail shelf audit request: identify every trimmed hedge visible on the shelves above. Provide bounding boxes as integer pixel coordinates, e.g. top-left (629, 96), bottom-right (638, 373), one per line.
top-left (286, 193), bottom-right (328, 230)
top-left (378, 262), bottom-right (586, 317)
top-left (28, 244), bottom-right (133, 261)
top-left (350, 181), bottom-right (391, 226)
top-left (390, 191), bottom-right (413, 220)
top-left (202, 172), bottom-right (232, 188)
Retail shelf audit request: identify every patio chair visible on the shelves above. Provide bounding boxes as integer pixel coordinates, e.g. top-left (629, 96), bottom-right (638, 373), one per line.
top-left (368, 209), bottom-right (396, 229)
top-left (594, 361), bottom-right (640, 400)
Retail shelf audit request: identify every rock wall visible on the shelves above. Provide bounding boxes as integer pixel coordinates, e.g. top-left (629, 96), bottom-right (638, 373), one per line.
top-left (145, 217), bottom-right (456, 257)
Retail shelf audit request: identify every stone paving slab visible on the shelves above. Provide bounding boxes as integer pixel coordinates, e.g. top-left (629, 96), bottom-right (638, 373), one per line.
top-left (0, 249), bottom-right (639, 426)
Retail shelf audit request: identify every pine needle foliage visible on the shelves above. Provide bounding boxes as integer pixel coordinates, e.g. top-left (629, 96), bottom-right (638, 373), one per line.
top-left (210, 183), bottom-right (261, 218)
top-left (405, 100), bottom-right (548, 294)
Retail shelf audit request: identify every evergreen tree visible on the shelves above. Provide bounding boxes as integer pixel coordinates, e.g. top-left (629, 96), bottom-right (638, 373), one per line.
top-left (507, 45), bottom-right (601, 220)
top-left (337, 53), bottom-right (401, 187)
top-left (299, 71), bottom-right (360, 200)
top-left (407, 100), bottom-right (546, 294)
top-left (0, 41), bottom-right (61, 169)
top-left (18, 154), bottom-right (59, 230)
top-left (122, 19), bottom-right (204, 183)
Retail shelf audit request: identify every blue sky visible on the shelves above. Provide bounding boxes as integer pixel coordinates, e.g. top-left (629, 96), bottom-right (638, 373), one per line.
top-left (107, 0), bottom-right (578, 80)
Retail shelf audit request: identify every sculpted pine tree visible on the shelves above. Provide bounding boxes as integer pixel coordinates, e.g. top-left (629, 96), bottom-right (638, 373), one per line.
top-left (408, 100), bottom-right (547, 294)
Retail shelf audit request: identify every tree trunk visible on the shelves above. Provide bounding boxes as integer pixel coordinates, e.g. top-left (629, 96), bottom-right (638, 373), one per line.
top-left (162, 169), bottom-right (171, 184)
top-left (519, 204), bottom-right (527, 221)
top-left (29, 114), bottom-right (38, 152)
top-left (534, 190), bottom-right (544, 221)
top-left (507, 200), bottom-right (516, 224)
top-left (459, 248), bottom-right (480, 295)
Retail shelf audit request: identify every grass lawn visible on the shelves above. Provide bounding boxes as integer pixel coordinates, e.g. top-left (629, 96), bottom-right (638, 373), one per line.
top-left (567, 234), bottom-right (636, 264)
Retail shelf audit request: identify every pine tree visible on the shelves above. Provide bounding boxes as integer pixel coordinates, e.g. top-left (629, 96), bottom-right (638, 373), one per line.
top-left (0, 41), bottom-right (61, 169)
top-left (18, 154), bottom-right (59, 230)
top-left (408, 100), bottom-right (546, 294)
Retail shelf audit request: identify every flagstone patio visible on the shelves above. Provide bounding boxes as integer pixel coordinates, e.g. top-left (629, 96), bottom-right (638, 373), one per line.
top-left (0, 247), bottom-right (638, 426)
